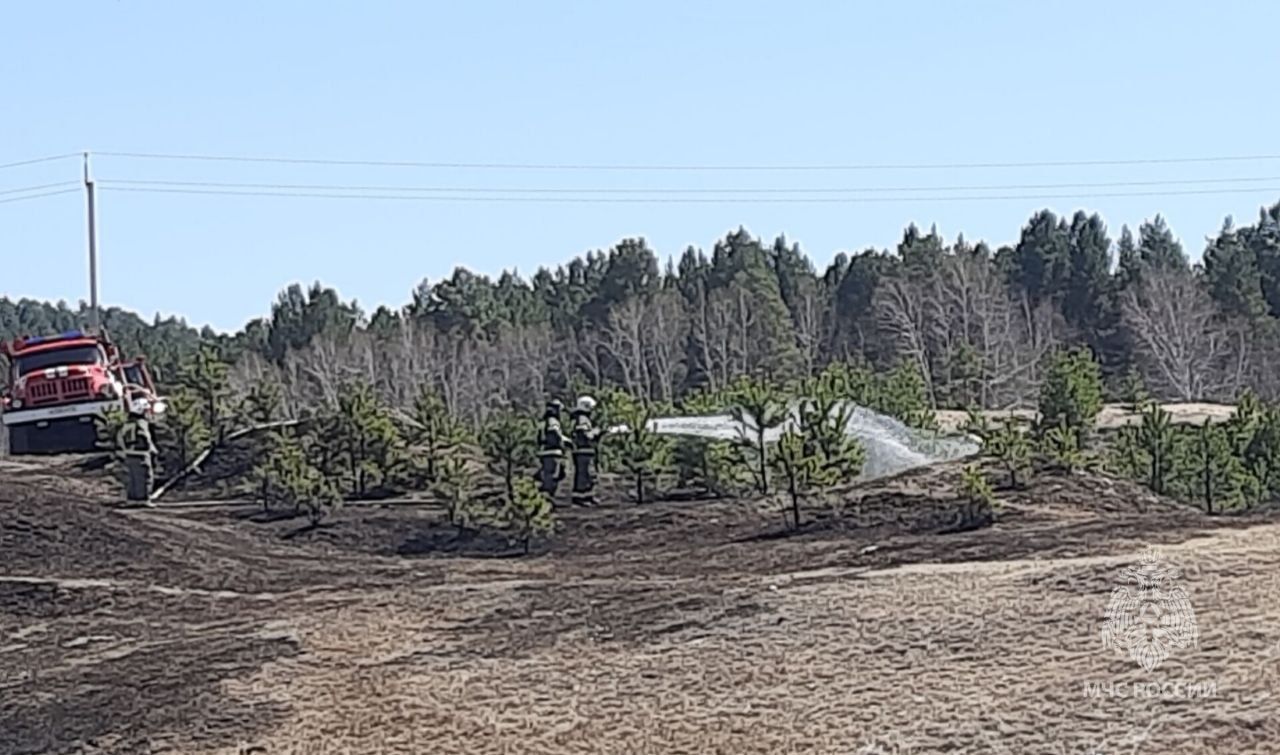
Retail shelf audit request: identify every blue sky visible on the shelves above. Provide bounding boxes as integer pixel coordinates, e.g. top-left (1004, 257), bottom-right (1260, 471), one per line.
top-left (3, 0), bottom-right (1279, 333)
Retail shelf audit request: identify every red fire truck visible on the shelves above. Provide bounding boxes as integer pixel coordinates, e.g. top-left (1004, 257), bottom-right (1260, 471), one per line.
top-left (0, 330), bottom-right (166, 455)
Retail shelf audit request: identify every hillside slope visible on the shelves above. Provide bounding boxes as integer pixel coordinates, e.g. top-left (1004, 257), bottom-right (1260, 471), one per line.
top-left (2, 456), bottom-right (1279, 754)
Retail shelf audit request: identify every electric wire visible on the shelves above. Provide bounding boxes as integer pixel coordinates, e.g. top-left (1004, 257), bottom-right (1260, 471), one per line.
top-left (0, 186), bottom-right (81, 204)
top-left (97, 184), bottom-right (1280, 204)
top-left (94, 150), bottom-right (1280, 172)
top-left (101, 175), bottom-right (1280, 195)
top-left (0, 181), bottom-right (80, 196)
top-left (0, 153), bottom-right (80, 172)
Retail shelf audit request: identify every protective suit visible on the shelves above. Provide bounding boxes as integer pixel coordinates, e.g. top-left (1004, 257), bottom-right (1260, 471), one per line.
top-left (570, 396), bottom-right (602, 506)
top-left (536, 400), bottom-right (567, 495)
top-left (118, 415), bottom-right (157, 502)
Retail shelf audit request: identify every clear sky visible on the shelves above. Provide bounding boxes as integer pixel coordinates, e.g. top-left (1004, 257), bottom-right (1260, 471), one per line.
top-left (3, 0), bottom-right (1279, 333)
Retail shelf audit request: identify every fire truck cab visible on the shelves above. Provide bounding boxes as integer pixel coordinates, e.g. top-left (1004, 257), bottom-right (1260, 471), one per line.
top-left (0, 330), bottom-right (166, 455)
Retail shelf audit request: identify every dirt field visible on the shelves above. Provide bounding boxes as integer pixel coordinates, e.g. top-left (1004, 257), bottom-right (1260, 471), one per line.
top-left (3, 455), bottom-right (1280, 754)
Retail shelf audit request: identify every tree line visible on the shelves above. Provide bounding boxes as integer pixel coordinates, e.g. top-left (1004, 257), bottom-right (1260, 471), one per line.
top-left (4, 201), bottom-right (1279, 420)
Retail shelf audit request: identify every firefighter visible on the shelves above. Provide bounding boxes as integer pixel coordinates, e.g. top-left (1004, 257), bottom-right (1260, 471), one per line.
top-left (570, 396), bottom-right (602, 506)
top-left (536, 399), bottom-right (567, 496)
top-left (118, 410), bottom-right (157, 503)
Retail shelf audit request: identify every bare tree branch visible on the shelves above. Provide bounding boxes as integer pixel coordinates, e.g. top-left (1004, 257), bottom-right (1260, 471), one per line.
top-left (1121, 268), bottom-right (1241, 401)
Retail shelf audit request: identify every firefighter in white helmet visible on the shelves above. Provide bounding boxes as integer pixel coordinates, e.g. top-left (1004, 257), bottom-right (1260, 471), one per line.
top-left (570, 395), bottom-right (601, 506)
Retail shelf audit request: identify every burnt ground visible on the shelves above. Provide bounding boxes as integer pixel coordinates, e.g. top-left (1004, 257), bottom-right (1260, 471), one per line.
top-left (3, 455), bottom-right (1280, 754)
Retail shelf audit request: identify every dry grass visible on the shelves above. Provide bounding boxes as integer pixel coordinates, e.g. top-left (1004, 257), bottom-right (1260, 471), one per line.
top-left (3, 457), bottom-right (1280, 754)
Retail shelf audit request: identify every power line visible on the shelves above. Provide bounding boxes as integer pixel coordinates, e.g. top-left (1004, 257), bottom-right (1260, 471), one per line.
top-left (0, 153), bottom-right (80, 172)
top-left (94, 149), bottom-right (1280, 172)
top-left (0, 181), bottom-right (80, 196)
top-left (98, 184), bottom-right (1280, 204)
top-left (0, 186), bottom-right (81, 204)
top-left (101, 175), bottom-right (1280, 195)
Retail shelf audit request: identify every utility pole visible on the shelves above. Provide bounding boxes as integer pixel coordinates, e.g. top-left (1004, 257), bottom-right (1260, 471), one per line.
top-left (84, 152), bottom-right (100, 334)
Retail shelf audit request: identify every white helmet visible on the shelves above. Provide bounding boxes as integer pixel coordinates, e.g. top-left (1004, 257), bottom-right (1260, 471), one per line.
top-left (575, 396), bottom-right (597, 412)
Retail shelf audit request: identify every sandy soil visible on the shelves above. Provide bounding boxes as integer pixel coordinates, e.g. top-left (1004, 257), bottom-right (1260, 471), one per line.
top-left (3, 456), bottom-right (1280, 754)
top-left (934, 402), bottom-right (1238, 433)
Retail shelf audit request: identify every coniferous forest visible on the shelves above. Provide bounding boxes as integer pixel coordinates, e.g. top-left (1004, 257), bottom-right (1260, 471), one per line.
top-left (5, 201), bottom-right (1280, 527)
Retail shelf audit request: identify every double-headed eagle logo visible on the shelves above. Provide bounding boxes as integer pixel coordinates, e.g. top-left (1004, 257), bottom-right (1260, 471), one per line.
top-left (1101, 548), bottom-right (1199, 671)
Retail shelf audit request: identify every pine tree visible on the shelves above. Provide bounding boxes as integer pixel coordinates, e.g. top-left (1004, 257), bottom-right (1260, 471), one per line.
top-left (1244, 406), bottom-right (1280, 505)
top-left (726, 375), bottom-right (788, 494)
top-left (493, 477), bottom-right (556, 554)
top-left (794, 375), bottom-right (866, 484)
top-left (1203, 217), bottom-right (1266, 318)
top-left (1108, 425), bottom-right (1148, 482)
top-left (673, 435), bottom-right (744, 498)
top-left (957, 464), bottom-right (996, 528)
top-left (177, 343), bottom-right (232, 443)
top-left (875, 363), bottom-right (936, 429)
top-left (612, 398), bottom-right (673, 504)
top-left (1038, 347), bottom-right (1103, 443)
top-left (409, 384), bottom-right (467, 483)
top-left (986, 422), bottom-right (1031, 488)
top-left (251, 429), bottom-right (287, 510)
top-left (1136, 402), bottom-right (1176, 495)
top-left (160, 389), bottom-right (211, 476)
top-left (1115, 225), bottom-right (1141, 290)
top-left (431, 456), bottom-right (478, 534)
top-left (1040, 418), bottom-right (1087, 473)
top-left (673, 436), bottom-right (705, 490)
top-left (1251, 205), bottom-right (1280, 316)
top-left (1180, 420), bottom-right (1249, 513)
top-left (1137, 215), bottom-right (1189, 272)
top-left (1224, 389), bottom-right (1263, 456)
top-left (1001, 210), bottom-right (1071, 312)
top-left (251, 432), bottom-right (342, 524)
top-left (708, 439), bottom-right (744, 497)
top-left (481, 410), bottom-right (536, 507)
top-left (1203, 216), bottom-right (1264, 316)
top-left (772, 429), bottom-right (820, 530)
top-left (333, 379), bottom-right (402, 497)
top-left (236, 381), bottom-right (285, 484)
top-left (1064, 210), bottom-right (1113, 338)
